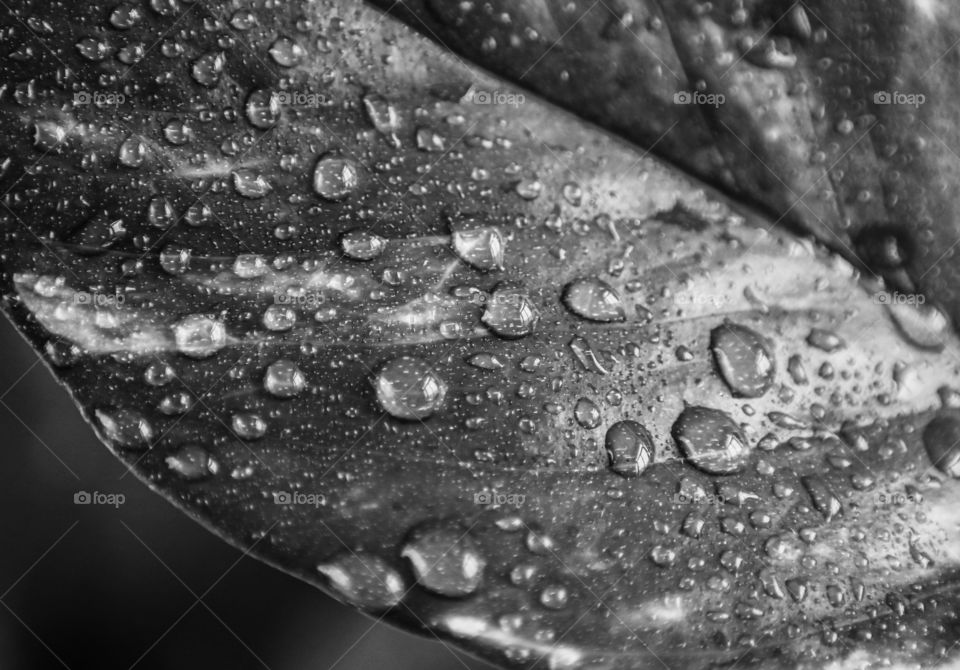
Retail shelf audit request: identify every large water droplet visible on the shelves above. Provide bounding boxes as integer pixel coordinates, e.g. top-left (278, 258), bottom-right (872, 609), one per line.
top-left (166, 445), bottom-right (219, 480)
top-left (245, 89), bottom-right (281, 129)
top-left (374, 356), bottom-right (446, 420)
top-left (340, 230), bottom-right (386, 261)
top-left (573, 397), bottom-right (601, 429)
top-left (923, 413), bottom-right (960, 477)
top-left (605, 420), bottom-right (654, 478)
top-left (886, 299), bottom-right (950, 351)
top-left (806, 328), bottom-right (845, 352)
top-left (482, 285), bottom-right (539, 339)
top-left (191, 52), bottom-right (225, 87)
top-left (801, 475), bottom-right (842, 521)
top-left (710, 322), bottom-right (775, 398)
top-left (401, 522), bottom-right (485, 597)
top-left (562, 278), bottom-right (625, 322)
top-left (313, 155), bottom-right (360, 201)
top-left (172, 315), bottom-right (227, 358)
top-left (94, 408), bottom-right (154, 449)
top-left (263, 359), bottom-right (307, 398)
top-left (451, 227), bottom-right (504, 272)
top-left (672, 406), bottom-right (750, 475)
top-left (268, 36), bottom-right (305, 67)
top-left (232, 169), bottom-right (272, 198)
top-left (231, 412), bottom-right (267, 440)
top-left (317, 552), bottom-right (406, 610)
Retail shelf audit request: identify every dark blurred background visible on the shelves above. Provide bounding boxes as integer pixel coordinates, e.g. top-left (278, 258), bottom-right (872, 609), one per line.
top-left (0, 316), bottom-right (493, 670)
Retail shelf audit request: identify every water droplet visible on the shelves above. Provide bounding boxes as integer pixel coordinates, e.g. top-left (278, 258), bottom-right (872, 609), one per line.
top-left (166, 445), bottom-right (219, 479)
top-left (313, 155), bottom-right (360, 201)
top-left (340, 230), bottom-right (386, 261)
top-left (76, 37), bottom-right (110, 61)
top-left (110, 4), bottom-right (143, 29)
top-left (262, 305), bottom-right (296, 331)
top-left (94, 408), bottom-right (154, 449)
top-left (163, 119), bottom-right (196, 147)
top-left (245, 89), bottom-right (281, 129)
top-left (268, 36), bottom-right (305, 67)
top-left (886, 300), bottom-right (950, 351)
top-left (231, 412), bottom-right (267, 440)
top-left (363, 93), bottom-right (401, 143)
top-left (190, 51), bottom-right (225, 87)
top-left (573, 398), bottom-right (601, 429)
top-left (232, 169), bottom-right (272, 198)
top-left (173, 315), bottom-right (227, 358)
top-left (604, 421), bottom-right (653, 477)
top-left (801, 475), bottom-right (842, 521)
top-left (539, 584), bottom-right (569, 609)
top-left (562, 278), bottom-right (626, 322)
top-left (710, 322), bottom-right (775, 398)
top-left (785, 577), bottom-right (808, 602)
top-left (672, 406), bottom-right (750, 475)
top-left (147, 196), bottom-right (176, 229)
top-left (317, 552), bottom-right (406, 609)
top-left (33, 121), bottom-right (66, 152)
top-left (806, 328), bottom-right (845, 352)
top-left (264, 359), bottom-right (307, 398)
top-left (374, 356), bottom-right (446, 420)
top-left (923, 413), bottom-right (960, 477)
top-left (514, 178), bottom-right (542, 200)
top-left (118, 137), bottom-right (147, 167)
top-left (467, 353), bottom-right (505, 370)
top-left (451, 227), bottom-right (504, 271)
top-left (401, 522), bottom-right (485, 597)
top-left (229, 9), bottom-right (257, 30)
top-left (482, 285), bottom-right (539, 339)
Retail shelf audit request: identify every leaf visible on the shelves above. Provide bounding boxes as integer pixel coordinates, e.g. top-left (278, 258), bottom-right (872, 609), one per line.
top-left (374, 0), bottom-right (960, 329)
top-left (2, 1), bottom-right (960, 669)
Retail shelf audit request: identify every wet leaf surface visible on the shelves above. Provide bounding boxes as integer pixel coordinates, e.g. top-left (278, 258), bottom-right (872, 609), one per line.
top-left (1, 1), bottom-right (960, 669)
